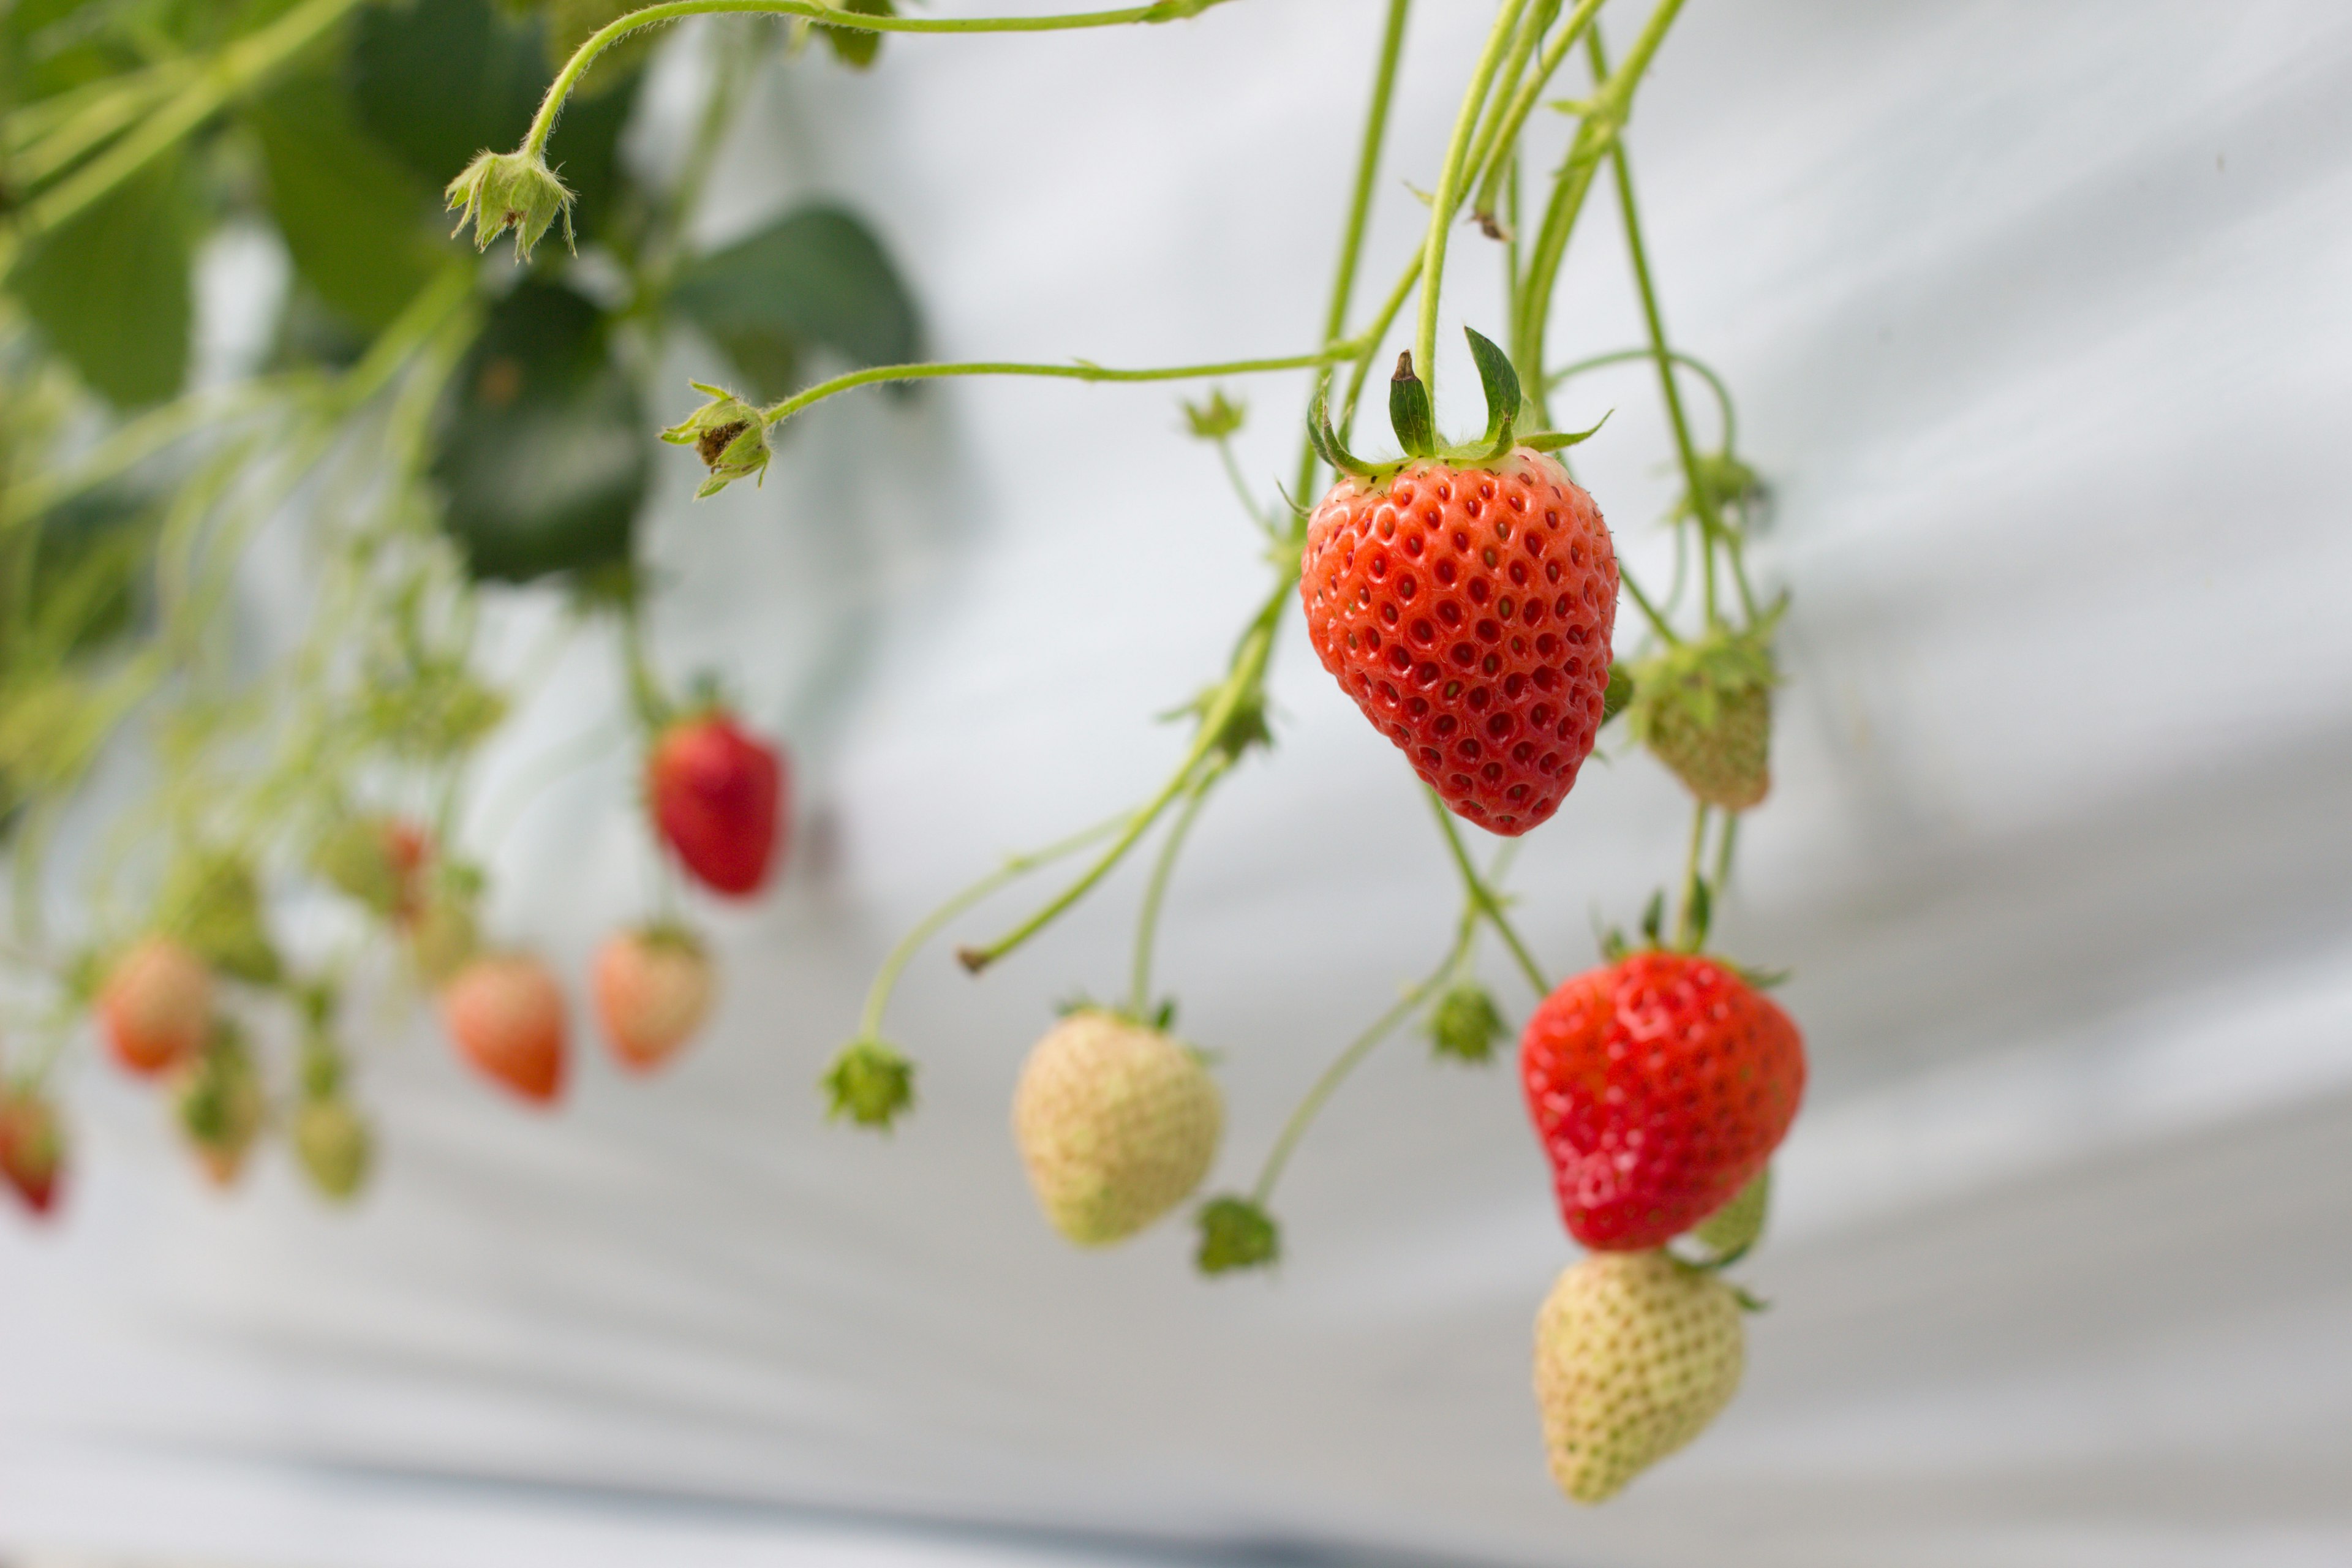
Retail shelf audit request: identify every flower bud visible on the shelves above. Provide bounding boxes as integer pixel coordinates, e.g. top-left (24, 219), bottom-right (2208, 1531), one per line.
top-left (445, 149), bottom-right (576, 262)
top-left (660, 382), bottom-right (771, 498)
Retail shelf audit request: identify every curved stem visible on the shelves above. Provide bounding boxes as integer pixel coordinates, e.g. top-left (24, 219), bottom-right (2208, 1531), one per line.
top-left (858, 813), bottom-right (1125, 1039)
top-left (1413, 0), bottom-right (1531, 400)
top-left (526, 0), bottom-right (1242, 157)
top-left (1291, 0), bottom-right (1414, 511)
top-left (1425, 788), bottom-right (1549, 995)
top-left (1128, 758), bottom-right (1226, 1017)
top-left (758, 344), bottom-right (1363, 427)
top-left (1547, 345), bottom-right (1736, 452)
top-left (1251, 912), bottom-right (1474, 1205)
top-left (961, 581), bottom-right (1285, 971)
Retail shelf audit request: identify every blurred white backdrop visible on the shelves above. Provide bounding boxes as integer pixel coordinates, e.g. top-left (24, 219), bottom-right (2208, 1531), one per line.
top-left (4, 2), bottom-right (2351, 1566)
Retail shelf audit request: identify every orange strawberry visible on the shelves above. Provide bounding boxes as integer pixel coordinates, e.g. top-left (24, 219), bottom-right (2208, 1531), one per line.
top-left (96, 936), bottom-right (213, 1076)
top-left (0, 1088), bottom-right (65, 1216)
top-left (592, 925), bottom-right (714, 1072)
top-left (442, 953), bottom-right (567, 1105)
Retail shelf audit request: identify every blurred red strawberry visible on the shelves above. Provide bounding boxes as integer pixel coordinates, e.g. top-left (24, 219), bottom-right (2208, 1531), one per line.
top-left (647, 711), bottom-right (785, 897)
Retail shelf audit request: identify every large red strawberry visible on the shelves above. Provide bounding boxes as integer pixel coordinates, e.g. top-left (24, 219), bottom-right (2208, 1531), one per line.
top-left (1301, 337), bottom-right (1618, 835)
top-left (1520, 951), bottom-right (1804, 1251)
top-left (0, 1089), bottom-right (65, 1216)
top-left (592, 924), bottom-right (714, 1072)
top-left (96, 935), bottom-right (213, 1076)
top-left (647, 711), bottom-right (785, 897)
top-left (442, 953), bottom-right (567, 1105)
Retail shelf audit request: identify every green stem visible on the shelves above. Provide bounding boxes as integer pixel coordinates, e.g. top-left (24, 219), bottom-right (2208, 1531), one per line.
top-left (525, 0), bottom-right (1242, 158)
top-left (960, 581), bottom-right (1284, 972)
top-left (1619, 556), bottom-right (1678, 645)
top-left (1600, 74), bottom-right (1722, 624)
top-left (1128, 758), bottom-right (1226, 1017)
top-left (1711, 808), bottom-right (1737, 898)
top-left (1413, 0), bottom-right (1531, 401)
top-left (614, 597), bottom-right (673, 731)
top-left (1291, 0), bottom-right (1414, 511)
top-left (1251, 908), bottom-right (1476, 1205)
top-left (1459, 0), bottom-right (1559, 233)
top-left (758, 344), bottom-right (1363, 427)
top-left (857, 813), bottom-right (1126, 1039)
top-left (1426, 788), bottom-right (1549, 995)
top-left (1338, 253), bottom-right (1423, 442)
top-left (1511, 0), bottom-right (1684, 419)
top-left (1468, 0), bottom-right (1608, 233)
top-left (1547, 345), bottom-right (1736, 451)
top-left (1675, 799), bottom-right (1710, 949)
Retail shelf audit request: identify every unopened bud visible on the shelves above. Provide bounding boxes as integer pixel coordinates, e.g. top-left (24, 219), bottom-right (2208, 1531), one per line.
top-left (445, 149), bottom-right (576, 262)
top-left (660, 382), bottom-right (771, 498)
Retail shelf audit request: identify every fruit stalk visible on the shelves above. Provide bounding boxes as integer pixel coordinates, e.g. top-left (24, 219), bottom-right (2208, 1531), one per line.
top-left (1412, 0), bottom-right (1534, 401)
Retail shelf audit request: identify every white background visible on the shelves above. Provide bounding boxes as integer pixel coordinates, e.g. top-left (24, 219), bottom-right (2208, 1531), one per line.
top-left (5, 2), bottom-right (2351, 1565)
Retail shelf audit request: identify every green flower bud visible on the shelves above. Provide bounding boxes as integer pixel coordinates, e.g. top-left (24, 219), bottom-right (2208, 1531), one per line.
top-left (1428, 980), bottom-right (1506, 1064)
top-left (660, 382), bottom-right (772, 499)
top-left (823, 1038), bottom-right (915, 1131)
top-left (445, 149), bottom-right (576, 262)
top-left (1194, 1195), bottom-right (1279, 1274)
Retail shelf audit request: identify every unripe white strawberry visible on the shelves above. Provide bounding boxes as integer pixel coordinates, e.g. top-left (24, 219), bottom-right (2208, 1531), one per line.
top-left (1011, 1009), bottom-right (1221, 1246)
top-left (592, 924), bottom-right (713, 1072)
top-left (1532, 1251), bottom-right (1744, 1504)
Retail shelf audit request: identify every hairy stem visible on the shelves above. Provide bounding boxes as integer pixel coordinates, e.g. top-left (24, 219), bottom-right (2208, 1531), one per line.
top-left (759, 344), bottom-right (1364, 427)
top-left (1427, 788), bottom-right (1549, 995)
top-left (1413, 0), bottom-right (1532, 402)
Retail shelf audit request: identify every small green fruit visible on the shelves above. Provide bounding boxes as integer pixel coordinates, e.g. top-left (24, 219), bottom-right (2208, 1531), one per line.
top-left (293, 1098), bottom-right (373, 1201)
top-left (1428, 980), bottom-right (1505, 1063)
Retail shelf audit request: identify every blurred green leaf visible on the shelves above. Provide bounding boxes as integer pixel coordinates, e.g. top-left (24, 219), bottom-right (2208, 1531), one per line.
top-left (249, 75), bottom-right (442, 332)
top-left (11, 155), bottom-right (192, 408)
top-left (348, 0), bottom-right (638, 246)
top-left (667, 205), bottom-right (921, 402)
top-left (818, 0), bottom-right (894, 70)
top-left (432, 278), bottom-right (646, 582)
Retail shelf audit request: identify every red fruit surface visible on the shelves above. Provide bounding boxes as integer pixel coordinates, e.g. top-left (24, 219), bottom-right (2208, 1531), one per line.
top-left (0, 1092), bottom-right (64, 1216)
top-left (442, 954), bottom-right (567, 1104)
top-left (1301, 450), bottom-right (1618, 835)
top-left (97, 936), bottom-right (213, 1076)
top-left (592, 928), bottom-right (714, 1072)
top-left (648, 714), bottom-right (785, 897)
top-left (1520, 951), bottom-right (1804, 1251)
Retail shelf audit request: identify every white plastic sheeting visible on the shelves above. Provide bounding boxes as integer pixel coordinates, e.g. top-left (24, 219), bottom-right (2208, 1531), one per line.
top-left (4, 2), bottom-right (2350, 1564)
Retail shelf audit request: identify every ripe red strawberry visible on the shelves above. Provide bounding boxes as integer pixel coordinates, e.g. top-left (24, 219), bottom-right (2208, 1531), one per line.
top-left (647, 711), bottom-right (785, 897)
top-left (592, 924), bottom-right (714, 1072)
top-left (0, 1089), bottom-right (65, 1216)
top-left (96, 936), bottom-right (214, 1076)
top-left (1520, 951), bottom-right (1804, 1251)
top-left (1301, 448), bottom-right (1618, 835)
top-left (442, 953), bottom-right (567, 1105)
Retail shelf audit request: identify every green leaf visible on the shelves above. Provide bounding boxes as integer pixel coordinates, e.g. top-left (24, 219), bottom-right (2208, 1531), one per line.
top-left (11, 156), bottom-right (192, 408)
top-left (1464, 325), bottom-right (1521, 447)
top-left (667, 205), bottom-right (921, 401)
top-left (1387, 350), bottom-right (1434, 458)
top-left (818, 0), bottom-right (894, 69)
top-left (248, 75), bottom-right (441, 332)
top-left (351, 0), bottom-right (546, 194)
top-left (431, 279), bottom-right (647, 582)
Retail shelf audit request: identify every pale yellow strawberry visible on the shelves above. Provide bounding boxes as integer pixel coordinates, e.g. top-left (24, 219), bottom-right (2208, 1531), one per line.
top-left (1533, 1251), bottom-right (1744, 1504)
top-left (1011, 1010), bottom-right (1221, 1246)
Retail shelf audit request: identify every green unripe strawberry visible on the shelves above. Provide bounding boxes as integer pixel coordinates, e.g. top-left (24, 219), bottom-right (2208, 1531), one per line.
top-left (1012, 1009), bottom-right (1221, 1247)
top-left (1692, 1166), bottom-right (1770, 1259)
top-left (1627, 626), bottom-right (1777, 812)
top-left (293, 1098), bottom-right (374, 1201)
top-left (1428, 979), bottom-right (1506, 1063)
top-left (175, 1025), bottom-right (268, 1187)
top-left (1533, 1251), bottom-right (1744, 1504)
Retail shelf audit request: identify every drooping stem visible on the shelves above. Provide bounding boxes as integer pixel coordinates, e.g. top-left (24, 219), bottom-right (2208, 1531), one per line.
top-left (758, 344), bottom-right (1365, 428)
top-left (1547, 345), bottom-right (1737, 452)
top-left (525, 0), bottom-right (1243, 159)
top-left (1251, 906), bottom-right (1478, 1205)
top-left (1674, 799), bottom-right (1711, 950)
top-left (1129, 758), bottom-right (1227, 1017)
top-left (1291, 0), bottom-right (1414, 510)
top-left (1468, 0), bottom-right (1610, 233)
top-left (1426, 788), bottom-right (1550, 995)
top-left (857, 814), bottom-right (1126, 1041)
top-left (1413, 0), bottom-right (1533, 402)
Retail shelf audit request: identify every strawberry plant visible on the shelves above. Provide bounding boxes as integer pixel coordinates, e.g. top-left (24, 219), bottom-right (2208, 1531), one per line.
top-left (1, 0), bottom-right (1809, 1510)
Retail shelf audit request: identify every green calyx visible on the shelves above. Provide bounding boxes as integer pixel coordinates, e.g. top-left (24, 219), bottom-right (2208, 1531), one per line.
top-left (445, 150), bottom-right (576, 263)
top-left (823, 1037), bottom-right (916, 1131)
top-left (661, 383), bottom-right (772, 499)
top-left (1427, 979), bottom-right (1506, 1064)
top-left (1182, 388), bottom-right (1246, 440)
top-left (1194, 1194), bottom-right (1279, 1275)
top-left (1311, 326), bottom-right (1606, 487)
top-left (293, 1098), bottom-right (374, 1201)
